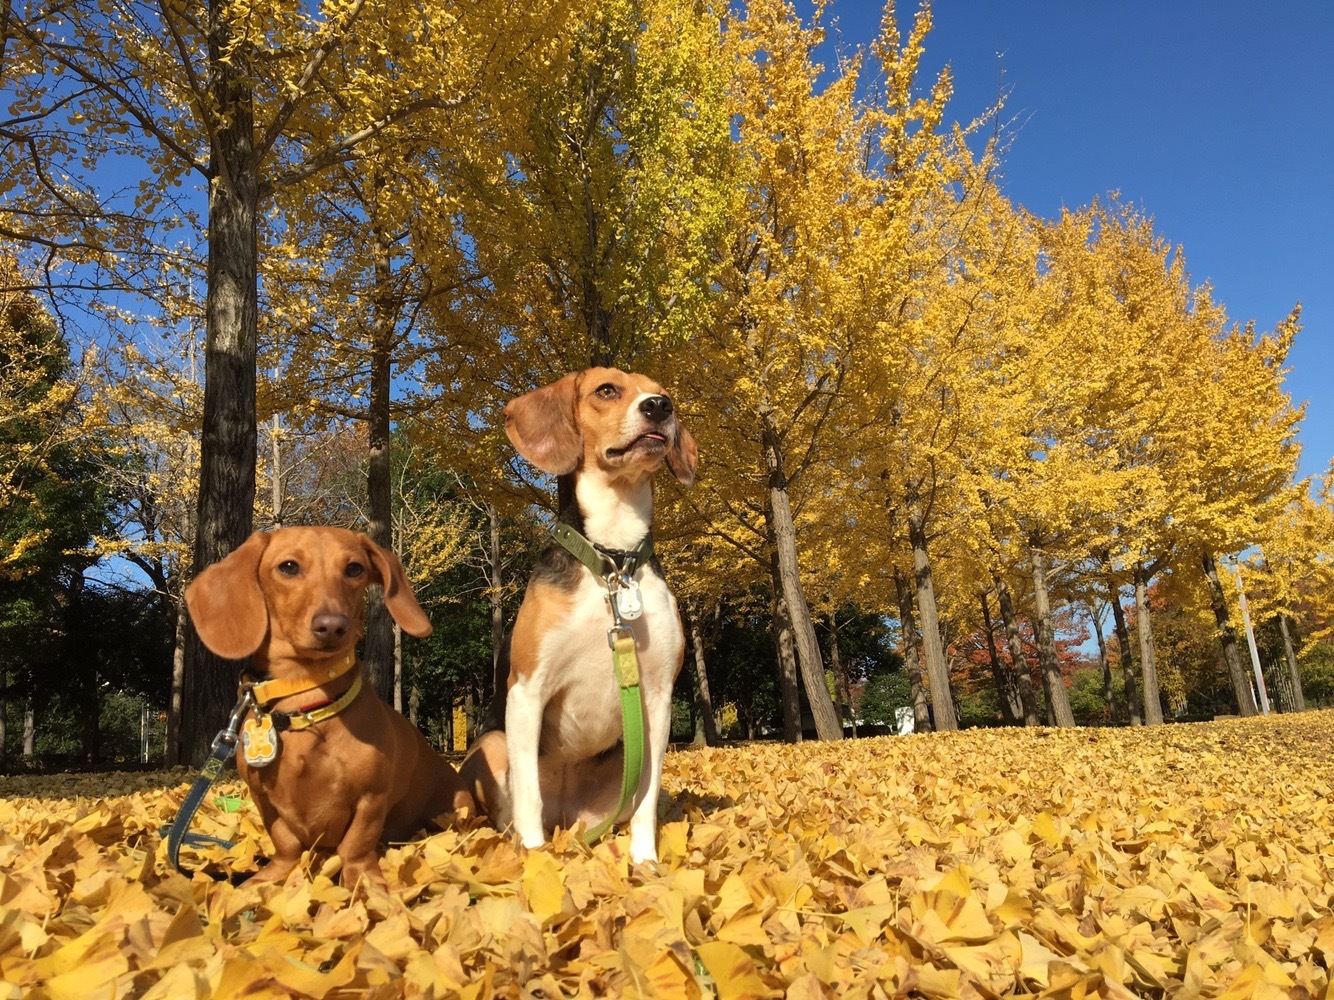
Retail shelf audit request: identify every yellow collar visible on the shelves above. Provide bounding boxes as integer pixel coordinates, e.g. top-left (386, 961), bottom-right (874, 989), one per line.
top-left (245, 653), bottom-right (357, 706)
top-left (277, 671), bottom-right (363, 731)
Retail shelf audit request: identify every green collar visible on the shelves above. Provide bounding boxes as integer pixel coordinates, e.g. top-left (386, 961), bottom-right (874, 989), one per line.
top-left (551, 523), bottom-right (654, 581)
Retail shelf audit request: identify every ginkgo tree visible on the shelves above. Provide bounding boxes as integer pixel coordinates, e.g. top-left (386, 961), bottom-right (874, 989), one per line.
top-left (671, 0), bottom-right (977, 740)
top-left (410, 0), bottom-right (735, 515)
top-left (4, 0), bottom-right (569, 762)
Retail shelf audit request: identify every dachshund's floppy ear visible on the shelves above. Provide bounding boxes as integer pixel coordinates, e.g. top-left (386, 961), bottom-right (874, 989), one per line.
top-left (504, 372), bottom-right (582, 475)
top-left (666, 422), bottom-right (698, 487)
top-left (362, 535), bottom-right (432, 638)
top-left (184, 531), bottom-right (272, 659)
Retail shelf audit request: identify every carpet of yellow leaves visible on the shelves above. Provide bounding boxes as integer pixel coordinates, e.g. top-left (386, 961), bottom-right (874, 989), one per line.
top-left (2, 712), bottom-right (1333, 999)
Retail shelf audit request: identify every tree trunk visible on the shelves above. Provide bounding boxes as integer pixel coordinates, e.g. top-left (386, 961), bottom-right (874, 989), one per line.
top-left (361, 220), bottom-right (396, 704)
top-left (1200, 550), bottom-right (1258, 716)
top-left (992, 572), bottom-right (1040, 726)
top-left (1133, 562), bottom-right (1165, 724)
top-left (393, 622), bottom-right (403, 713)
top-left (488, 503), bottom-right (505, 698)
top-left (980, 590), bottom-right (1021, 724)
top-left (23, 698), bottom-right (34, 761)
top-left (761, 419), bottom-right (841, 740)
top-left (269, 411), bottom-right (285, 525)
top-left (894, 566), bottom-right (932, 733)
top-left (1277, 614), bottom-right (1306, 712)
top-left (828, 616), bottom-right (856, 737)
top-left (1029, 539), bottom-right (1075, 727)
top-left (684, 608), bottom-right (720, 746)
top-left (183, 1), bottom-right (259, 765)
top-left (771, 586), bottom-right (802, 743)
top-left (906, 502), bottom-right (956, 730)
top-left (1092, 605), bottom-right (1115, 723)
top-left (1105, 575), bottom-right (1141, 726)
top-left (1228, 564), bottom-right (1271, 713)
top-left (165, 591), bottom-right (187, 765)
top-left (0, 672), bottom-right (7, 765)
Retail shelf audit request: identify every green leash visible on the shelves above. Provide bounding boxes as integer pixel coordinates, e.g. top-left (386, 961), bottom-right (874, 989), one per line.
top-left (550, 524), bottom-right (650, 844)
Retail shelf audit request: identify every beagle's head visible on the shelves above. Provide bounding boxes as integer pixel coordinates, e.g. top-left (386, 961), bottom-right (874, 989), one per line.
top-left (505, 367), bottom-right (698, 487)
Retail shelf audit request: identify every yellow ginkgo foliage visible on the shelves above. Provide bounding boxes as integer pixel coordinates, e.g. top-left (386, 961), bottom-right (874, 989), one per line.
top-left (2, 712), bottom-right (1332, 997)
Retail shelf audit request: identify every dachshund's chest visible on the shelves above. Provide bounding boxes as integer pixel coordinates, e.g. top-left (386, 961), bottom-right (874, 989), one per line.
top-left (238, 721), bottom-right (375, 844)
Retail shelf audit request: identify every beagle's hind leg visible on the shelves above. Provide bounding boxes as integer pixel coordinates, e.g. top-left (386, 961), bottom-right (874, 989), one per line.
top-left (460, 730), bottom-right (512, 830)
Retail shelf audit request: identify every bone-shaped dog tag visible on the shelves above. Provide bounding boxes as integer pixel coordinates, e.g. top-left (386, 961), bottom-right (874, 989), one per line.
top-left (242, 714), bottom-right (279, 767)
top-left (615, 579), bottom-right (643, 620)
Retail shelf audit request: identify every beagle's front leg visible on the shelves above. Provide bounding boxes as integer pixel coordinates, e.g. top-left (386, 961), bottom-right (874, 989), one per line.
top-left (628, 688), bottom-right (674, 864)
top-left (505, 675), bottom-right (548, 850)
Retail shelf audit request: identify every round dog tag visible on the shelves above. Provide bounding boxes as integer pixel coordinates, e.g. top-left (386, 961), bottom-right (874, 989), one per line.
top-left (615, 579), bottom-right (643, 620)
top-left (242, 714), bottom-right (280, 767)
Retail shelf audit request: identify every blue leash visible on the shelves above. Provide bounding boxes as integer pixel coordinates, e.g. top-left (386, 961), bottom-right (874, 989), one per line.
top-left (164, 690), bottom-right (252, 878)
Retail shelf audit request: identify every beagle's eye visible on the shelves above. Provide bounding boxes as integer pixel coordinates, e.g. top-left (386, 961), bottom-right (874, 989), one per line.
top-left (277, 560), bottom-right (300, 577)
top-left (594, 383), bottom-right (621, 400)
top-left (345, 562), bottom-right (365, 579)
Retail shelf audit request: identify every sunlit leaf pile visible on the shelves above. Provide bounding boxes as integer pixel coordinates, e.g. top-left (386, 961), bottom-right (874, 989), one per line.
top-left (3, 712), bottom-right (1333, 998)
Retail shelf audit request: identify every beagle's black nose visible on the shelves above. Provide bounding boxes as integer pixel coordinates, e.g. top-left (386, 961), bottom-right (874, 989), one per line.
top-left (639, 395), bottom-right (674, 423)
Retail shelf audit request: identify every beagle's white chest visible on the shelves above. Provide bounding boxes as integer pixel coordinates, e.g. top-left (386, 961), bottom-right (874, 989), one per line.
top-left (534, 566), bottom-right (682, 761)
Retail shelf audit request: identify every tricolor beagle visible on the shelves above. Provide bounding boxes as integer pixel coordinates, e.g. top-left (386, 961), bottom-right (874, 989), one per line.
top-left (461, 367), bottom-right (697, 863)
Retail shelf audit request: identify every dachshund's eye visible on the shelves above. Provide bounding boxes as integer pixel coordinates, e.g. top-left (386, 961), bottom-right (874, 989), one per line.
top-left (594, 383), bottom-right (620, 400)
top-left (345, 562), bottom-right (365, 579)
top-left (277, 560), bottom-right (300, 577)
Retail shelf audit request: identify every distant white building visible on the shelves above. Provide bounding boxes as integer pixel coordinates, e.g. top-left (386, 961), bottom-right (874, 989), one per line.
top-left (894, 707), bottom-right (915, 736)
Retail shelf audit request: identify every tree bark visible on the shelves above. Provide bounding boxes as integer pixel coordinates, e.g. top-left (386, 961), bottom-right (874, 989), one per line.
top-left (906, 501), bottom-right (956, 730)
top-left (1277, 614), bottom-right (1306, 712)
top-left (361, 219), bottom-right (395, 704)
top-left (1092, 605), bottom-right (1115, 723)
top-left (828, 615), bottom-right (856, 737)
top-left (269, 412), bottom-right (285, 525)
top-left (1029, 538), bottom-right (1075, 727)
top-left (894, 566), bottom-right (932, 733)
top-left (165, 591), bottom-right (187, 765)
top-left (183, 0), bottom-right (259, 765)
top-left (1200, 550), bottom-right (1258, 716)
top-left (23, 698), bottom-right (34, 761)
top-left (0, 672), bottom-right (6, 765)
top-left (980, 590), bottom-right (1021, 724)
top-left (1105, 574), bottom-right (1141, 726)
top-left (771, 586), bottom-right (802, 743)
top-left (684, 608), bottom-right (720, 746)
top-left (488, 503), bottom-right (505, 699)
top-left (761, 418), bottom-right (842, 740)
top-left (992, 571), bottom-right (1041, 726)
top-left (393, 622), bottom-right (403, 713)
top-left (1133, 562), bottom-right (1165, 724)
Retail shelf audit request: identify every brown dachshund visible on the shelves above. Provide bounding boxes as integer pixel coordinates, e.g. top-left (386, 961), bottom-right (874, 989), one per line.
top-left (185, 526), bottom-right (472, 888)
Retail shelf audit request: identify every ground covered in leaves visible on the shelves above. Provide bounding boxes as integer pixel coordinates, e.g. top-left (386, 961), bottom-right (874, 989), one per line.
top-left (2, 713), bottom-right (1333, 999)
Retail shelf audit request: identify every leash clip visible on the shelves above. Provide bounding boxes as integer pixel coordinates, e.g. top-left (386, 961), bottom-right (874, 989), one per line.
top-left (607, 623), bottom-right (635, 649)
top-left (211, 688), bottom-right (254, 754)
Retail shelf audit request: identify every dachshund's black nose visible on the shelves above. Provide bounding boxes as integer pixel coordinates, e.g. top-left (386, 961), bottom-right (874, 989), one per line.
top-left (311, 614), bottom-right (349, 641)
top-left (639, 395), bottom-right (673, 423)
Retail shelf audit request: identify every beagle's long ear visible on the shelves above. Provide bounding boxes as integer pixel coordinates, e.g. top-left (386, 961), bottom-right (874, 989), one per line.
top-left (362, 535), bottom-right (432, 638)
top-left (666, 423), bottom-right (698, 487)
top-left (184, 532), bottom-right (272, 659)
top-left (504, 372), bottom-right (582, 475)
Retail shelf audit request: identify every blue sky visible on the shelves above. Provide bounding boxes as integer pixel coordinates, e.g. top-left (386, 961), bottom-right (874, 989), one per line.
top-left (827, 0), bottom-right (1333, 481)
